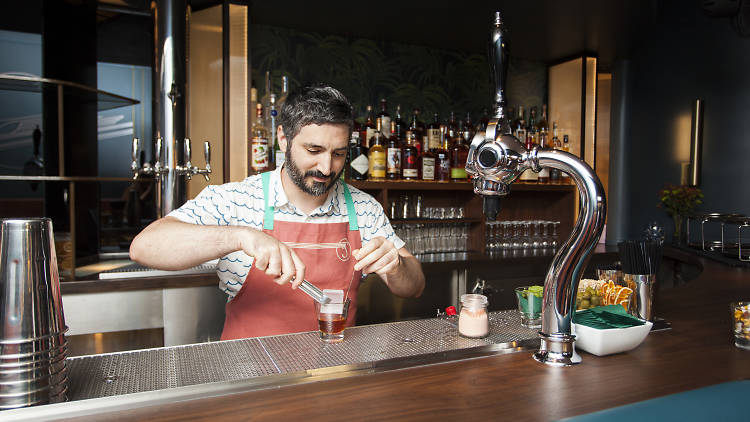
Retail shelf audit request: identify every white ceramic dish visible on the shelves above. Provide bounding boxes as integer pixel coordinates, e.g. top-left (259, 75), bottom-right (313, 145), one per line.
top-left (572, 320), bottom-right (653, 356)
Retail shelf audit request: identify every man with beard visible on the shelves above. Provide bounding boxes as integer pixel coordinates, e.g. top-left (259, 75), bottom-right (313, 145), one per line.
top-left (130, 85), bottom-right (425, 339)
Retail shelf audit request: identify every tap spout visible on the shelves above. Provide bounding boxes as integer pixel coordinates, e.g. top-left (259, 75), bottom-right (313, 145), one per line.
top-left (532, 148), bottom-right (606, 366)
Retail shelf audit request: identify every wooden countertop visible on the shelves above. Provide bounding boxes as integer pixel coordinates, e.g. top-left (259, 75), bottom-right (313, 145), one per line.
top-left (63, 247), bottom-right (750, 421)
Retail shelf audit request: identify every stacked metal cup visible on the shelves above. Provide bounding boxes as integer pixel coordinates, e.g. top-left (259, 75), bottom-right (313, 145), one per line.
top-left (1, 218), bottom-right (69, 409)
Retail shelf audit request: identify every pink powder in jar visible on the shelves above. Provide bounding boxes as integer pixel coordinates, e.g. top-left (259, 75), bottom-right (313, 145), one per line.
top-left (458, 294), bottom-right (489, 338)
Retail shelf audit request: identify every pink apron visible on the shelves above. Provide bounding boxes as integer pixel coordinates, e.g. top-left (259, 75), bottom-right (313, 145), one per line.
top-left (221, 172), bottom-right (362, 339)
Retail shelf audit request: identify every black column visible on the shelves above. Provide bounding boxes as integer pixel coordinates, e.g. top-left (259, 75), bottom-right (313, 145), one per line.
top-left (42, 0), bottom-right (99, 259)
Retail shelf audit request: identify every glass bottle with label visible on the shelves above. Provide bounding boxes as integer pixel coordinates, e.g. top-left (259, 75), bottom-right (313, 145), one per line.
top-left (435, 131), bottom-right (451, 182)
top-left (348, 131), bottom-right (368, 180)
top-left (549, 121), bottom-right (562, 182)
top-left (427, 112), bottom-right (442, 153)
top-left (401, 131), bottom-right (419, 180)
top-left (462, 112), bottom-right (474, 143)
top-left (537, 106), bottom-right (550, 183)
top-left (448, 111), bottom-right (459, 141)
top-left (409, 110), bottom-right (423, 157)
top-left (362, 105), bottom-right (377, 147)
top-left (561, 134), bottom-right (571, 182)
top-left (377, 99), bottom-right (392, 138)
top-left (250, 103), bottom-right (269, 173)
top-left (450, 130), bottom-right (469, 182)
top-left (368, 117), bottom-right (387, 180)
top-left (386, 126), bottom-right (402, 180)
top-left (513, 106), bottom-right (526, 142)
top-left (519, 116), bottom-right (538, 182)
top-left (421, 142), bottom-right (436, 181)
top-left (392, 104), bottom-right (407, 143)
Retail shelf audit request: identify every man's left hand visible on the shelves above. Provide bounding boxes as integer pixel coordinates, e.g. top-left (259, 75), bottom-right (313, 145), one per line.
top-left (352, 237), bottom-right (401, 277)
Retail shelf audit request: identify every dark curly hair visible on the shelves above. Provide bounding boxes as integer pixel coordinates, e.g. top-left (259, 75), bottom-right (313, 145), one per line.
top-left (278, 84), bottom-right (353, 143)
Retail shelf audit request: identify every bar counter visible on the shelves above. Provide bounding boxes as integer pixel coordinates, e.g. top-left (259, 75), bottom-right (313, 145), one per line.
top-left (12, 247), bottom-right (750, 421)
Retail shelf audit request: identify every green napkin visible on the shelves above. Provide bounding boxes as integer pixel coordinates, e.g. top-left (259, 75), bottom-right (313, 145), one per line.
top-left (573, 305), bottom-right (645, 329)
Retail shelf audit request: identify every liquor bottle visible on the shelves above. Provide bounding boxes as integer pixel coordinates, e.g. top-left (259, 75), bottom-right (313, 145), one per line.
top-left (536, 105), bottom-right (550, 183)
top-left (348, 131), bottom-right (368, 180)
top-left (277, 76), bottom-right (289, 110)
top-left (421, 144), bottom-right (436, 181)
top-left (527, 107), bottom-right (539, 146)
top-left (368, 117), bottom-right (387, 180)
top-left (448, 111), bottom-right (459, 141)
top-left (450, 129), bottom-right (469, 182)
top-left (250, 103), bottom-right (270, 173)
top-left (392, 104), bottom-right (407, 143)
top-left (427, 112), bottom-right (442, 152)
top-left (561, 134), bottom-right (571, 182)
top-left (249, 84), bottom-right (258, 128)
top-left (513, 106), bottom-right (527, 143)
top-left (462, 112), bottom-right (474, 143)
top-left (519, 112), bottom-right (538, 183)
top-left (434, 131), bottom-right (451, 182)
top-left (268, 94), bottom-right (279, 169)
top-left (386, 127), bottom-right (402, 180)
top-left (259, 71), bottom-right (272, 124)
top-left (537, 104), bottom-right (549, 143)
top-left (401, 131), bottom-right (419, 180)
top-left (377, 98), bottom-right (392, 138)
top-left (362, 105), bottom-right (377, 147)
top-left (476, 108), bottom-right (490, 133)
top-left (549, 121), bottom-right (562, 182)
top-left (408, 110), bottom-right (423, 157)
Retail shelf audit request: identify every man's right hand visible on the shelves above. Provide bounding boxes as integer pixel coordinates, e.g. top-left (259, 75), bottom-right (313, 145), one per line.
top-left (130, 217), bottom-right (305, 289)
top-left (237, 228), bottom-right (306, 288)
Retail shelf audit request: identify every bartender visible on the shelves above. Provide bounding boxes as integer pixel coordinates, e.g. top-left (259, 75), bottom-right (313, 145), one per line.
top-left (129, 85), bottom-right (425, 339)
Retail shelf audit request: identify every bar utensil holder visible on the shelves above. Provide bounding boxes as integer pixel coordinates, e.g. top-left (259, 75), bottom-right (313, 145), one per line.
top-left (624, 273), bottom-right (655, 321)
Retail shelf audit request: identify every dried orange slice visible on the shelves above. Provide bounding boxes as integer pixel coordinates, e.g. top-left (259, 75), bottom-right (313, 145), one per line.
top-left (608, 284), bottom-right (620, 306)
top-left (615, 286), bottom-right (633, 305)
top-left (618, 299), bottom-right (630, 311)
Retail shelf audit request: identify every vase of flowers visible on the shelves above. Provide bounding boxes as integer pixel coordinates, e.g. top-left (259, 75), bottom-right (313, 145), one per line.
top-left (658, 184), bottom-right (704, 244)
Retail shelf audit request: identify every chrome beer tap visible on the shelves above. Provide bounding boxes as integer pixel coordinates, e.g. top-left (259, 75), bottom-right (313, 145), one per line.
top-left (176, 138), bottom-right (212, 182)
top-left (131, 137), bottom-right (211, 181)
top-left (131, 137), bottom-right (212, 218)
top-left (466, 12), bottom-right (606, 366)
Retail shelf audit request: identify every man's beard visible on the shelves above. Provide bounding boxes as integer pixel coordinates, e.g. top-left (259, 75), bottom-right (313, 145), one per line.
top-left (284, 146), bottom-right (343, 197)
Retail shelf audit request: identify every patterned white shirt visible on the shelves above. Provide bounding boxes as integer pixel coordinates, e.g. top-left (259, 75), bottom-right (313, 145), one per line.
top-left (167, 167), bottom-right (404, 298)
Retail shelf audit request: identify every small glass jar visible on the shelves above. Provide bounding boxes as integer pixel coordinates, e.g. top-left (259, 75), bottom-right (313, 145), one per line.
top-left (458, 294), bottom-right (489, 338)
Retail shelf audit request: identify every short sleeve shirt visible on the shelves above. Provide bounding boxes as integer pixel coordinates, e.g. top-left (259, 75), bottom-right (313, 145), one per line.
top-left (167, 167), bottom-right (404, 298)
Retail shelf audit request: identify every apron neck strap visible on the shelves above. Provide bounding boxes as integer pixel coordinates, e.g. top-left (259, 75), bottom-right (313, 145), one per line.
top-left (261, 172), bottom-right (359, 232)
top-left (341, 182), bottom-right (359, 231)
top-left (261, 172), bottom-right (274, 230)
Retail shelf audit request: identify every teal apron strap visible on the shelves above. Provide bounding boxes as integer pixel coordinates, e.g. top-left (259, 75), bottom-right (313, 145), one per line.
top-left (261, 172), bottom-right (274, 230)
top-left (341, 182), bottom-right (359, 231)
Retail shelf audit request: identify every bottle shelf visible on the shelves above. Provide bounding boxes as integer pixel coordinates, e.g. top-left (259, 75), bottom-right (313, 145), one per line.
top-left (348, 178), bottom-right (574, 192)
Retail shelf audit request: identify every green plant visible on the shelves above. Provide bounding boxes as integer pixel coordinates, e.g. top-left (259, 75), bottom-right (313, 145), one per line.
top-left (658, 184), bottom-right (703, 241)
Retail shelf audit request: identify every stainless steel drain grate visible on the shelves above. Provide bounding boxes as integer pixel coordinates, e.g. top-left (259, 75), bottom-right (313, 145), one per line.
top-left (66, 310), bottom-right (538, 401)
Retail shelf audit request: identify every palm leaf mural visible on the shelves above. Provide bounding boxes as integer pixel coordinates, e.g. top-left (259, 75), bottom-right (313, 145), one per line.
top-left (250, 24), bottom-right (544, 123)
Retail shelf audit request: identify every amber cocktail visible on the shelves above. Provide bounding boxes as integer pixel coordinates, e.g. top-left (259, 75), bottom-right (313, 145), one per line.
top-left (315, 299), bottom-right (348, 343)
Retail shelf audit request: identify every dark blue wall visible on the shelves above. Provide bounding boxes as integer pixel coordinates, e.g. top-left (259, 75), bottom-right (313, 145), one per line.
top-left (608, 1), bottom-right (750, 243)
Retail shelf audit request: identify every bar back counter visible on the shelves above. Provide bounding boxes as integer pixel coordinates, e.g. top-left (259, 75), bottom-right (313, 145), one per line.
top-left (4, 246), bottom-right (749, 420)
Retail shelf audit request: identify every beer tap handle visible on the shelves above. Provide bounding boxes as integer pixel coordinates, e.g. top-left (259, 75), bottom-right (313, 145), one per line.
top-left (489, 11), bottom-right (511, 134)
top-left (131, 138), bottom-right (140, 179)
top-left (202, 141), bottom-right (212, 182)
top-left (183, 138), bottom-right (193, 179)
